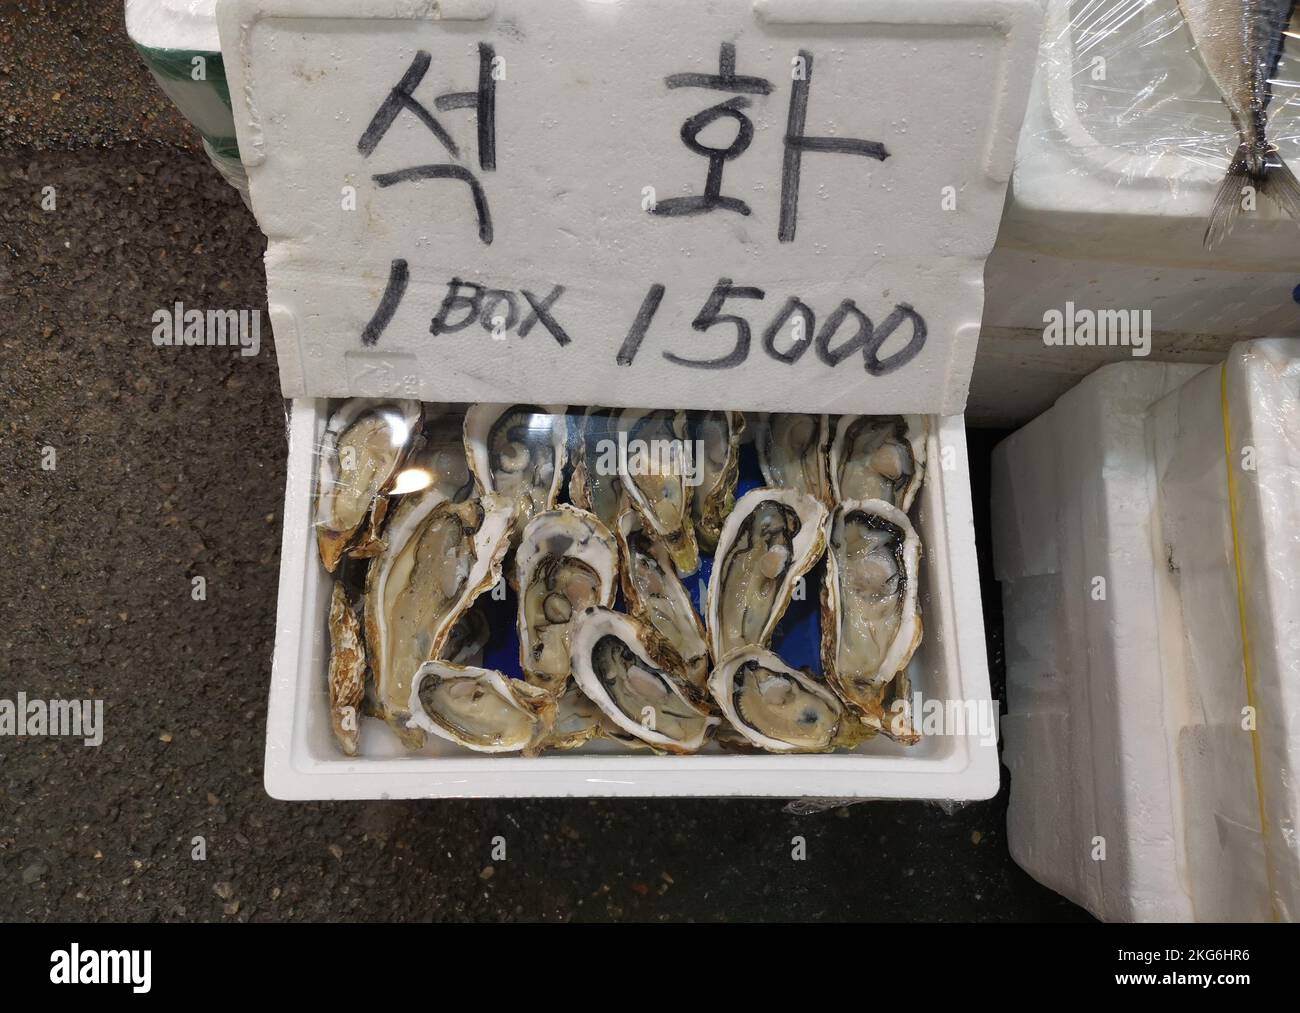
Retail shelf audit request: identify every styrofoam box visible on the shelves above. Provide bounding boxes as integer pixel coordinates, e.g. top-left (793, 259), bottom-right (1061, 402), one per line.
top-left (986, 1), bottom-right (1300, 341)
top-left (992, 360), bottom-right (1206, 921)
top-left (265, 403), bottom-right (998, 800)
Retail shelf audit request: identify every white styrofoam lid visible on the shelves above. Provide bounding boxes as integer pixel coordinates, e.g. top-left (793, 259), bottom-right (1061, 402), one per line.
top-left (126, 0), bottom-right (222, 52)
top-left (218, 0), bottom-right (1042, 413)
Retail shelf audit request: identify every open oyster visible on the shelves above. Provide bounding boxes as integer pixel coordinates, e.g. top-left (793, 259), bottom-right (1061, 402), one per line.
top-left (439, 606), bottom-right (490, 668)
top-left (756, 413), bottom-right (834, 506)
top-left (327, 582), bottom-right (367, 757)
top-left (570, 607), bottom-right (719, 754)
top-left (315, 399), bottom-right (423, 572)
top-left (392, 407), bottom-right (474, 503)
top-left (464, 403), bottom-right (566, 527)
top-left (690, 410), bottom-right (745, 553)
top-left (569, 407), bottom-right (629, 532)
top-left (515, 506), bottom-right (619, 695)
top-left (365, 491), bottom-right (514, 748)
top-left (616, 408), bottom-right (700, 576)
top-left (821, 499), bottom-right (922, 741)
top-left (545, 683), bottom-right (610, 751)
top-left (408, 661), bottom-right (556, 755)
top-left (615, 510), bottom-right (710, 694)
top-left (829, 415), bottom-right (927, 512)
top-left (706, 487), bottom-right (827, 661)
top-left (709, 646), bottom-right (849, 754)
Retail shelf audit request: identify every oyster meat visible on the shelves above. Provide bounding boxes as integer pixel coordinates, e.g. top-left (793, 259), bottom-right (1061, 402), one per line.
top-left (408, 661), bottom-right (556, 755)
top-left (709, 646), bottom-right (847, 753)
top-left (829, 415), bottom-right (927, 512)
top-left (821, 499), bottom-right (922, 741)
top-left (392, 407), bottom-right (474, 502)
top-left (315, 399), bottom-right (423, 572)
top-left (327, 581), bottom-right (367, 757)
top-left (365, 491), bottom-right (514, 748)
top-left (569, 407), bottom-right (629, 532)
top-left (615, 509), bottom-right (710, 694)
top-left (570, 607), bottom-right (719, 753)
top-left (756, 413), bottom-right (834, 506)
top-left (690, 410), bottom-right (745, 553)
top-left (464, 403), bottom-right (566, 527)
top-left (615, 408), bottom-right (700, 576)
top-left (545, 683), bottom-right (610, 752)
top-left (706, 487), bottom-right (827, 661)
top-left (515, 506), bottom-right (619, 695)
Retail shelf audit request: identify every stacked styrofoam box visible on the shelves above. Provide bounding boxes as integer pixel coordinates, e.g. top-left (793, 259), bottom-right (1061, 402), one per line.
top-left (992, 361), bottom-right (1204, 921)
top-left (993, 340), bottom-right (1300, 921)
top-left (1148, 340), bottom-right (1300, 920)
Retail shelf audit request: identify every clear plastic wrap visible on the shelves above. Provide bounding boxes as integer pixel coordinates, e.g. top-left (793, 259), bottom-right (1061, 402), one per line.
top-left (1022, 1), bottom-right (1300, 238)
top-left (312, 403), bottom-right (929, 760)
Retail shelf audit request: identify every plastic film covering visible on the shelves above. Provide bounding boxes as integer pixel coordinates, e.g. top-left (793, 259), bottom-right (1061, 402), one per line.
top-left (1150, 338), bottom-right (1300, 921)
top-left (1031, 0), bottom-right (1300, 240)
top-left (307, 401), bottom-right (939, 761)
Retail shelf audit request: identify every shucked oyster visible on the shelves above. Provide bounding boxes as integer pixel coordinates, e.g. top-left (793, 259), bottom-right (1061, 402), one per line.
top-left (464, 403), bottom-right (566, 528)
top-left (706, 487), bottom-right (827, 662)
top-left (315, 399), bottom-right (423, 572)
top-left (327, 581), bottom-right (367, 757)
top-left (616, 407), bottom-right (700, 577)
top-left (690, 410), bottom-right (745, 553)
top-left (393, 407), bottom-right (474, 503)
top-left (570, 607), bottom-right (719, 754)
top-left (756, 413), bottom-right (834, 506)
top-left (829, 415), bottom-right (927, 512)
top-left (569, 407), bottom-right (630, 532)
top-left (365, 491), bottom-right (514, 748)
top-left (439, 606), bottom-right (490, 668)
top-left (709, 646), bottom-right (857, 754)
top-left (515, 506), bottom-right (619, 695)
top-left (408, 660), bottom-right (555, 755)
top-left (821, 499), bottom-right (922, 741)
top-left (545, 683), bottom-right (610, 752)
top-left (615, 510), bottom-right (710, 693)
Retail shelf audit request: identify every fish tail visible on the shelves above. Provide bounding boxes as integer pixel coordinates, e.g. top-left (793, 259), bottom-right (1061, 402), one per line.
top-left (1259, 150), bottom-right (1300, 225)
top-left (1204, 144), bottom-right (1300, 249)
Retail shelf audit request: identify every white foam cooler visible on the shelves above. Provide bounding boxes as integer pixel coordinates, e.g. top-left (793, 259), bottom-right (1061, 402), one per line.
top-left (211, 0), bottom-right (1046, 799)
top-left (993, 340), bottom-right (1300, 921)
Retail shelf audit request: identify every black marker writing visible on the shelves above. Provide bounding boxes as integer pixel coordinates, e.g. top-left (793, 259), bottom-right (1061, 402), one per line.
top-left (360, 258), bottom-right (409, 346)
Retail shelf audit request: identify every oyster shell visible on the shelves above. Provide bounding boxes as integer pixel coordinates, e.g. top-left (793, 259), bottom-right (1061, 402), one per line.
top-left (821, 499), bottom-right (922, 741)
top-left (615, 407), bottom-right (700, 576)
top-left (392, 407), bottom-right (474, 502)
top-left (706, 487), bottom-right (828, 661)
top-left (464, 403), bottom-right (566, 527)
top-left (327, 581), bottom-right (367, 757)
top-left (690, 410), bottom-right (745, 553)
top-left (829, 415), bottom-right (927, 512)
top-left (545, 683), bottom-right (610, 751)
top-left (569, 407), bottom-right (630, 531)
top-left (408, 661), bottom-right (556, 755)
top-left (708, 646), bottom-right (847, 753)
top-left (515, 506), bottom-right (619, 695)
top-left (570, 607), bottom-right (719, 754)
top-left (365, 491), bottom-right (514, 748)
top-left (615, 509), bottom-right (710, 694)
top-left (756, 413), bottom-right (834, 506)
top-left (440, 606), bottom-right (490, 667)
top-left (315, 399), bottom-right (423, 572)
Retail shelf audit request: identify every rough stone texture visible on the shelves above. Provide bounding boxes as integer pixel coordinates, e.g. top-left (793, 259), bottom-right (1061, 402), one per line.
top-left (0, 2), bottom-right (1087, 922)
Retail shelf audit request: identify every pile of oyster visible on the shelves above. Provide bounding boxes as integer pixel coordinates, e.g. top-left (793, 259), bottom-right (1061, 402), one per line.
top-left (317, 402), bottom-right (927, 757)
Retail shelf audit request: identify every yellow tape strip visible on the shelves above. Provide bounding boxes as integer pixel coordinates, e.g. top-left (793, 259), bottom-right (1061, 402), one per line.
top-left (1220, 364), bottom-right (1279, 922)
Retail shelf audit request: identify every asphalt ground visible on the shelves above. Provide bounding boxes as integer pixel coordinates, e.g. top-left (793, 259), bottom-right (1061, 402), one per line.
top-left (0, 1), bottom-right (1089, 922)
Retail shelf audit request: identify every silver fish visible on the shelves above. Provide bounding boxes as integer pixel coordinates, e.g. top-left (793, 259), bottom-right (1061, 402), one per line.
top-left (1177, 0), bottom-right (1300, 246)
